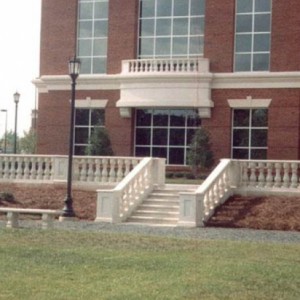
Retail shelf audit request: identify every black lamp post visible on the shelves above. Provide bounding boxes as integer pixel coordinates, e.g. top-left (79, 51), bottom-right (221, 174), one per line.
top-left (0, 109), bottom-right (7, 153)
top-left (62, 57), bottom-right (81, 218)
top-left (13, 92), bottom-right (20, 154)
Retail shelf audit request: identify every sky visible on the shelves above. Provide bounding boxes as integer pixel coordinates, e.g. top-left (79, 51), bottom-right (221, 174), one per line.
top-left (0, 0), bottom-right (41, 137)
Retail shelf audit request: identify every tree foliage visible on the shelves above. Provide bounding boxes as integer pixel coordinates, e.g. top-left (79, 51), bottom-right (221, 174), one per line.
top-left (187, 128), bottom-right (214, 177)
top-left (85, 127), bottom-right (114, 156)
top-left (19, 129), bottom-right (37, 154)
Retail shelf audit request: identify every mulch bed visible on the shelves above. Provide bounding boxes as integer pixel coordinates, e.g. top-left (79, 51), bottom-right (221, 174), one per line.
top-left (0, 183), bottom-right (299, 231)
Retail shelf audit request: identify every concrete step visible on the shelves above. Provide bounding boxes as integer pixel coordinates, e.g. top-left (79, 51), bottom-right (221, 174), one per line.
top-left (127, 215), bottom-right (178, 225)
top-left (139, 204), bottom-right (179, 212)
top-left (134, 210), bottom-right (179, 217)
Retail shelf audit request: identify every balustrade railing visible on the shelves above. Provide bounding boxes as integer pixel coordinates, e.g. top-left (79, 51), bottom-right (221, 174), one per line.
top-left (95, 157), bottom-right (165, 223)
top-left (0, 154), bottom-right (141, 185)
top-left (122, 58), bottom-right (207, 74)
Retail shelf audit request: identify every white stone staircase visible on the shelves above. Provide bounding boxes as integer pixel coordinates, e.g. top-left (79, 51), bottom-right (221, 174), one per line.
top-left (126, 184), bottom-right (197, 226)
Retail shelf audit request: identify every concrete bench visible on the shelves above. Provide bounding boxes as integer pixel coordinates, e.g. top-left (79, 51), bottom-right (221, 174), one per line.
top-left (0, 208), bottom-right (63, 229)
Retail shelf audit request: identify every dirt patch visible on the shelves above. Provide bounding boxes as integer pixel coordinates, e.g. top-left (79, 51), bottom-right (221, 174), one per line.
top-left (0, 183), bottom-right (299, 231)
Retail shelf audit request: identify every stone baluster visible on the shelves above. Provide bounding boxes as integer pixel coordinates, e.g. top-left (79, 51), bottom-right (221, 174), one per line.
top-left (124, 159), bottom-right (131, 176)
top-left (80, 158), bottom-right (87, 181)
top-left (117, 159), bottom-right (124, 182)
top-left (249, 162), bottom-right (257, 187)
top-left (241, 162), bottom-right (249, 186)
top-left (265, 162), bottom-right (273, 187)
top-left (9, 157), bottom-right (16, 179)
top-left (109, 159), bottom-right (116, 182)
top-left (94, 158), bottom-right (101, 182)
top-left (0, 158), bottom-right (3, 179)
top-left (258, 162), bottom-right (266, 187)
top-left (87, 158), bottom-right (94, 182)
top-left (101, 159), bottom-right (108, 182)
top-left (3, 157), bottom-right (9, 179)
top-left (291, 162), bottom-right (298, 188)
top-left (37, 157), bottom-right (44, 180)
top-left (274, 162), bottom-right (282, 187)
top-left (43, 158), bottom-right (51, 180)
top-left (203, 194), bottom-right (209, 216)
top-left (283, 162), bottom-right (290, 188)
top-left (16, 157), bottom-right (23, 180)
top-left (30, 157), bottom-right (37, 180)
top-left (23, 157), bottom-right (30, 179)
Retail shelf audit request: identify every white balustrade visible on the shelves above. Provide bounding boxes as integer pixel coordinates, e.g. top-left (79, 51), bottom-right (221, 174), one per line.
top-left (122, 58), bottom-right (207, 74)
top-left (0, 154), bottom-right (142, 186)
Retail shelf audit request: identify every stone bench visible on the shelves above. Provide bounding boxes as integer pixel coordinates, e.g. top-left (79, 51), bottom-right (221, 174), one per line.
top-left (0, 208), bottom-right (63, 229)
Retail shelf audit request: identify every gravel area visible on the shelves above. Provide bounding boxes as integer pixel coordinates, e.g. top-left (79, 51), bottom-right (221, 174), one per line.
top-left (1, 219), bottom-right (299, 244)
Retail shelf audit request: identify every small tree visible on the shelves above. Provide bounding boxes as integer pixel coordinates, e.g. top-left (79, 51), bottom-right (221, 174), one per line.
top-left (19, 129), bottom-right (37, 154)
top-left (85, 127), bottom-right (114, 156)
top-left (187, 128), bottom-right (214, 178)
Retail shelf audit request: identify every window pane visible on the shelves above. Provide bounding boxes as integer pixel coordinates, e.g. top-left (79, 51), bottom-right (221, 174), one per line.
top-left (140, 0), bottom-right (155, 18)
top-left (170, 129), bottom-right (185, 145)
top-left (136, 147), bottom-right (151, 157)
top-left (93, 57), bottom-right (106, 73)
top-left (190, 36), bottom-right (203, 54)
top-left (153, 110), bottom-right (168, 126)
top-left (237, 0), bottom-right (253, 13)
top-left (253, 53), bottom-right (269, 71)
top-left (251, 149), bottom-right (267, 159)
top-left (170, 110), bottom-right (186, 126)
top-left (78, 39), bottom-right (92, 56)
top-left (79, 3), bottom-right (93, 19)
top-left (156, 38), bottom-right (171, 55)
top-left (187, 129), bottom-right (196, 144)
top-left (235, 54), bottom-right (251, 71)
top-left (187, 113), bottom-right (201, 127)
top-left (191, 0), bottom-right (205, 15)
top-left (173, 37), bottom-right (188, 55)
top-left (156, 19), bottom-right (171, 36)
top-left (251, 129), bottom-right (268, 147)
top-left (141, 19), bottom-right (155, 36)
top-left (136, 109), bottom-right (152, 126)
top-left (153, 129), bottom-right (168, 145)
top-left (75, 128), bottom-right (89, 144)
top-left (153, 147), bottom-right (167, 158)
top-left (75, 146), bottom-right (86, 156)
top-left (255, 0), bottom-right (271, 12)
top-left (233, 129), bottom-right (249, 147)
top-left (234, 109), bottom-right (250, 127)
top-left (236, 15), bottom-right (253, 33)
top-left (136, 128), bottom-right (151, 145)
top-left (79, 21), bottom-right (93, 38)
top-left (139, 38), bottom-right (154, 56)
top-left (233, 148), bottom-right (249, 159)
top-left (173, 18), bottom-right (189, 35)
top-left (252, 109), bottom-right (268, 126)
top-left (95, 2), bottom-right (108, 19)
top-left (76, 109), bottom-right (89, 125)
top-left (94, 39), bottom-right (107, 56)
top-left (94, 21), bottom-right (108, 37)
top-left (157, 0), bottom-right (172, 17)
top-left (169, 148), bottom-right (184, 164)
top-left (174, 0), bottom-right (189, 16)
top-left (190, 17), bottom-right (204, 35)
top-left (254, 14), bottom-right (271, 32)
top-left (79, 58), bottom-right (92, 74)
top-left (91, 109), bottom-right (105, 126)
top-left (253, 34), bottom-right (270, 51)
top-left (236, 34), bottom-right (252, 52)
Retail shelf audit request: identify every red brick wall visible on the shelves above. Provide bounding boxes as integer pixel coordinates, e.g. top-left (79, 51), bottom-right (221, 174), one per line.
top-left (271, 0), bottom-right (300, 71)
top-left (107, 0), bottom-right (139, 74)
top-left (40, 0), bottom-right (77, 76)
top-left (204, 0), bottom-right (235, 73)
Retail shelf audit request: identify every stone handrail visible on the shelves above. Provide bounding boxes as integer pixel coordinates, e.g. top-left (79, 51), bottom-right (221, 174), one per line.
top-left (95, 157), bottom-right (165, 223)
top-left (122, 58), bottom-right (208, 74)
top-left (0, 154), bottom-right (142, 185)
top-left (178, 159), bottom-right (233, 227)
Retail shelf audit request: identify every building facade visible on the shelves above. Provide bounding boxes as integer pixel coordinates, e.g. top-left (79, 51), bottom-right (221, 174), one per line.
top-left (34, 0), bottom-right (300, 165)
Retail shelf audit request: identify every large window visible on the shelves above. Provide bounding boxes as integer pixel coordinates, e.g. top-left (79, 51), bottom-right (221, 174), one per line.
top-left (135, 109), bottom-right (201, 165)
top-left (139, 0), bottom-right (205, 58)
top-left (77, 0), bottom-right (109, 74)
top-left (232, 108), bottom-right (268, 159)
top-left (234, 0), bottom-right (272, 71)
top-left (74, 108), bottom-right (105, 155)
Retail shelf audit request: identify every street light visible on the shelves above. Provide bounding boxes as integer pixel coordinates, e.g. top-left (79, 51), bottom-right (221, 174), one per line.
top-left (13, 92), bottom-right (20, 154)
top-left (0, 109), bottom-right (7, 153)
top-left (62, 56), bottom-right (81, 218)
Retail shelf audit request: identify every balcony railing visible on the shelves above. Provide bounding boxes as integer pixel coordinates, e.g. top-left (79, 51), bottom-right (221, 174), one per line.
top-left (122, 58), bottom-right (208, 74)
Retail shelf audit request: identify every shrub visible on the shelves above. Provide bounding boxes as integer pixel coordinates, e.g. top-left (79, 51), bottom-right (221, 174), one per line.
top-left (0, 192), bottom-right (15, 202)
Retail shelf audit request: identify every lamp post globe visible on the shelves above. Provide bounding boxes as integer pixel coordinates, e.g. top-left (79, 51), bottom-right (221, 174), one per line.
top-left (61, 57), bottom-right (81, 219)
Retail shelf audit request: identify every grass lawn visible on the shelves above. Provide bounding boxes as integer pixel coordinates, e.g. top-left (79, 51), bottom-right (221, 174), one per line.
top-left (0, 229), bottom-right (299, 300)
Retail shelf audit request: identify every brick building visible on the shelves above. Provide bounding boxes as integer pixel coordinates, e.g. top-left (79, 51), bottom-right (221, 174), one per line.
top-left (34, 0), bottom-right (300, 165)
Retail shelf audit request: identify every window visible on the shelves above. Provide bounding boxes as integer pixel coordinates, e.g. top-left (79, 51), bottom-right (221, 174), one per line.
top-left (74, 108), bottom-right (105, 155)
top-left (232, 108), bottom-right (268, 159)
top-left (135, 109), bottom-right (201, 165)
top-left (139, 0), bottom-right (205, 58)
top-left (77, 0), bottom-right (109, 74)
top-left (234, 0), bottom-right (272, 71)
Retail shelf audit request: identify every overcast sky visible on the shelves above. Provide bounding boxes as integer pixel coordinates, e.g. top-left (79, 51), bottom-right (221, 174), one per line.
top-left (0, 0), bottom-right (41, 137)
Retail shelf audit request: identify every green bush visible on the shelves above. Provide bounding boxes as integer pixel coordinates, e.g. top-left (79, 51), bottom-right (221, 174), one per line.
top-left (0, 192), bottom-right (15, 202)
